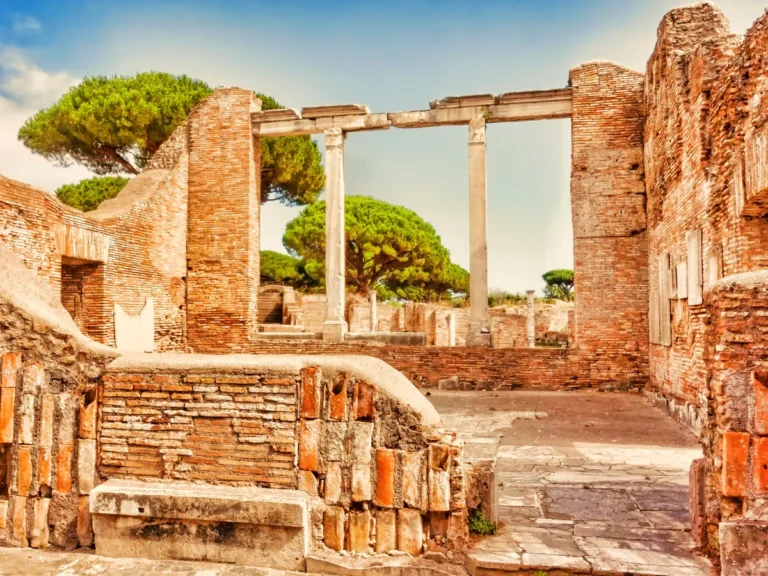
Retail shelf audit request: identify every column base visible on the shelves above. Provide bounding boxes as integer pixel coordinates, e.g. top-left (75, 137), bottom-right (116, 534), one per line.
top-left (466, 330), bottom-right (491, 347)
top-left (323, 320), bottom-right (348, 343)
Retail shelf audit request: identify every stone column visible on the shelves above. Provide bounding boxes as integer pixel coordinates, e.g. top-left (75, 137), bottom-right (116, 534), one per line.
top-left (526, 290), bottom-right (536, 348)
top-left (323, 128), bottom-right (348, 342)
top-left (369, 292), bottom-right (378, 333)
top-left (467, 117), bottom-right (490, 346)
top-left (447, 311), bottom-right (456, 347)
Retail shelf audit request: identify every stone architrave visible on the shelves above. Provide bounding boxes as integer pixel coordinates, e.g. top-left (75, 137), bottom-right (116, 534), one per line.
top-left (526, 290), bottom-right (535, 348)
top-left (323, 128), bottom-right (349, 342)
top-left (466, 116), bottom-right (490, 346)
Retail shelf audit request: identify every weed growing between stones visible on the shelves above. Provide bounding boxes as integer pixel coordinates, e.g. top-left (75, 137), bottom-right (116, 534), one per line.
top-left (468, 508), bottom-right (496, 536)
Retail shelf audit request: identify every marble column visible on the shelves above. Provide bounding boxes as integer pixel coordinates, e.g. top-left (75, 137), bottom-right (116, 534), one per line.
top-left (526, 290), bottom-right (536, 348)
top-left (323, 128), bottom-right (348, 342)
top-left (369, 291), bottom-right (378, 333)
top-left (467, 116), bottom-right (491, 346)
top-left (447, 311), bottom-right (456, 347)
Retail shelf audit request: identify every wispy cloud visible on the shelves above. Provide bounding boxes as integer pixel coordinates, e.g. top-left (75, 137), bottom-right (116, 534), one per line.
top-left (0, 47), bottom-right (79, 108)
top-left (12, 15), bottom-right (42, 34)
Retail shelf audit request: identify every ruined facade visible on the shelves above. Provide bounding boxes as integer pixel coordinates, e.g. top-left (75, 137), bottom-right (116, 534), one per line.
top-left (2, 1), bottom-right (768, 572)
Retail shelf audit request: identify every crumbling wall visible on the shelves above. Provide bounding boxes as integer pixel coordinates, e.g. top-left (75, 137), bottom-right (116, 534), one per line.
top-left (98, 354), bottom-right (468, 556)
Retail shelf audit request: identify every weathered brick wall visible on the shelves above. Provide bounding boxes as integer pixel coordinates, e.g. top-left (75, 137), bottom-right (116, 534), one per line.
top-left (569, 62), bottom-right (649, 387)
top-left (186, 89), bottom-right (261, 353)
top-left (99, 356), bottom-right (468, 556)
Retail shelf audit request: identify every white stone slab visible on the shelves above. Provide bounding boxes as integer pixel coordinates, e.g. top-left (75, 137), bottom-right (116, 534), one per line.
top-left (114, 298), bottom-right (154, 352)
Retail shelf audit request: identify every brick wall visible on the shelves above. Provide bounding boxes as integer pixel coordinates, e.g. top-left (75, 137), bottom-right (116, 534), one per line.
top-left (569, 62), bottom-right (649, 387)
top-left (186, 89), bottom-right (261, 353)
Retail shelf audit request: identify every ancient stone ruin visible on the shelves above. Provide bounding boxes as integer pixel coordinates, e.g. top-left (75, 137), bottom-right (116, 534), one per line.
top-left (2, 2), bottom-right (768, 574)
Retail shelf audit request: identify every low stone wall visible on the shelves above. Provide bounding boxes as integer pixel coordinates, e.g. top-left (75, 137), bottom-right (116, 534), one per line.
top-left (99, 354), bottom-right (468, 556)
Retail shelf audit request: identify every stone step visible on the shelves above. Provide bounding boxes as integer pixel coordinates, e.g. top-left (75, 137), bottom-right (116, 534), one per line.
top-left (90, 479), bottom-right (310, 571)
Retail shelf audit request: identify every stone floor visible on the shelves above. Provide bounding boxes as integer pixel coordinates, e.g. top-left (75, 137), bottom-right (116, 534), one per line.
top-left (429, 390), bottom-right (713, 575)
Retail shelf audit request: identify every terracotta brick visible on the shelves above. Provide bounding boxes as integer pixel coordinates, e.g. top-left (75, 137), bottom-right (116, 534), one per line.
top-left (754, 371), bottom-right (768, 435)
top-left (323, 506), bottom-right (345, 551)
top-left (79, 394), bottom-right (98, 440)
top-left (0, 386), bottom-right (15, 443)
top-left (327, 373), bottom-right (347, 421)
top-left (348, 509), bottom-right (371, 553)
top-left (298, 419), bottom-right (321, 472)
top-left (374, 449), bottom-right (396, 508)
top-left (1, 352), bottom-right (21, 388)
top-left (402, 451), bottom-right (424, 511)
top-left (56, 443), bottom-right (74, 493)
top-left (722, 431), bottom-right (750, 498)
top-left (17, 445), bottom-right (33, 496)
top-left (299, 367), bottom-right (321, 419)
top-left (353, 381), bottom-right (376, 420)
top-left (37, 447), bottom-right (51, 488)
top-left (352, 463), bottom-right (372, 502)
top-left (753, 437), bottom-right (768, 493)
top-left (11, 496), bottom-right (27, 547)
top-left (77, 495), bottom-right (93, 547)
top-left (375, 509), bottom-right (396, 553)
top-left (397, 508), bottom-right (423, 555)
top-left (324, 462), bottom-right (343, 504)
top-left (39, 394), bottom-right (54, 447)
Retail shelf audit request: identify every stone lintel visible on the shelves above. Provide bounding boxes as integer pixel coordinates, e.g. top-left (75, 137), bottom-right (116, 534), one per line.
top-left (495, 88), bottom-right (572, 105)
top-left (253, 113), bottom-right (390, 137)
top-left (388, 107), bottom-right (486, 129)
top-left (55, 224), bottom-right (110, 263)
top-left (429, 94), bottom-right (495, 109)
top-left (251, 108), bottom-right (302, 122)
top-left (487, 99), bottom-right (572, 122)
top-left (301, 104), bottom-right (370, 118)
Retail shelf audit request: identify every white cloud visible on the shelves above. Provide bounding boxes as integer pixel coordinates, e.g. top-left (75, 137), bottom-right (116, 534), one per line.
top-left (0, 48), bottom-right (91, 192)
top-left (12, 15), bottom-right (42, 35)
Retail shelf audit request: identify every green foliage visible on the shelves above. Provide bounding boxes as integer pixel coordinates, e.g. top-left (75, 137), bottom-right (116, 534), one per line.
top-left (488, 290), bottom-right (526, 307)
top-left (55, 176), bottom-right (129, 212)
top-left (19, 72), bottom-right (212, 175)
top-left (18, 76), bottom-right (325, 207)
top-left (542, 269), bottom-right (574, 301)
top-left (256, 93), bottom-right (325, 206)
top-left (468, 508), bottom-right (496, 536)
top-left (260, 250), bottom-right (321, 291)
top-left (283, 196), bottom-right (458, 298)
top-left (383, 262), bottom-right (469, 302)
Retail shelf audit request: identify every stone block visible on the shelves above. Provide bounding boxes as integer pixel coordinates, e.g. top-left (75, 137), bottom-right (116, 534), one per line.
top-left (348, 509), bottom-right (370, 553)
top-left (79, 393), bottom-right (98, 440)
top-left (324, 422), bottom-right (346, 462)
top-left (374, 449), bottom-right (396, 508)
top-left (402, 451), bottom-right (424, 510)
top-left (22, 364), bottom-right (44, 395)
top-left (30, 498), bottom-right (50, 549)
top-left (90, 479), bottom-right (310, 570)
top-left (428, 445), bottom-right (451, 512)
top-left (37, 448), bottom-right (51, 489)
top-left (351, 464), bottom-right (372, 502)
top-left (17, 445), bottom-right (33, 496)
top-left (720, 521), bottom-right (768, 575)
top-left (39, 394), bottom-right (54, 447)
top-left (353, 382), bottom-right (376, 420)
top-left (375, 509), bottom-right (396, 553)
top-left (324, 462), bottom-right (343, 504)
top-left (78, 439), bottom-right (96, 494)
top-left (1, 352), bottom-right (22, 387)
top-left (11, 496), bottom-right (27, 547)
top-left (19, 394), bottom-right (35, 445)
top-left (348, 421), bottom-right (374, 464)
top-left (57, 394), bottom-right (78, 446)
top-left (722, 431), bottom-right (750, 497)
top-left (298, 419), bottom-right (321, 472)
top-left (397, 508), bottom-right (423, 555)
top-left (753, 437), bottom-right (768, 493)
top-left (0, 386), bottom-right (15, 443)
top-left (0, 500), bottom-right (7, 529)
top-left (689, 458), bottom-right (707, 548)
top-left (77, 495), bottom-right (93, 547)
top-left (298, 470), bottom-right (318, 497)
top-left (56, 444), bottom-right (74, 493)
top-left (327, 374), bottom-right (347, 421)
top-left (300, 367), bottom-right (321, 419)
top-left (324, 506), bottom-right (345, 551)
top-left (754, 371), bottom-right (768, 435)
top-left (447, 510), bottom-right (468, 550)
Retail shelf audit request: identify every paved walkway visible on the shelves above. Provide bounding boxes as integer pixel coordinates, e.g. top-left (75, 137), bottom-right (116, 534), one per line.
top-left (429, 390), bottom-right (713, 576)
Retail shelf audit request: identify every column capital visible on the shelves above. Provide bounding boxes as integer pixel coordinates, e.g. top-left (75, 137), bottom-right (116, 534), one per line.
top-left (325, 127), bottom-right (344, 147)
top-left (468, 117), bottom-right (486, 144)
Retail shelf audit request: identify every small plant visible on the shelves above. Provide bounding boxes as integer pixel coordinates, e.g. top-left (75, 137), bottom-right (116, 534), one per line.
top-left (468, 508), bottom-right (497, 536)
top-left (533, 571), bottom-right (548, 576)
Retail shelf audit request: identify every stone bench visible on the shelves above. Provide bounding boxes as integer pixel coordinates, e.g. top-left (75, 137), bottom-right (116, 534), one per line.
top-left (90, 479), bottom-right (310, 570)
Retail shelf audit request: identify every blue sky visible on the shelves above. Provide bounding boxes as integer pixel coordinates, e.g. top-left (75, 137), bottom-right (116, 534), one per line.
top-left (0, 0), bottom-right (764, 293)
